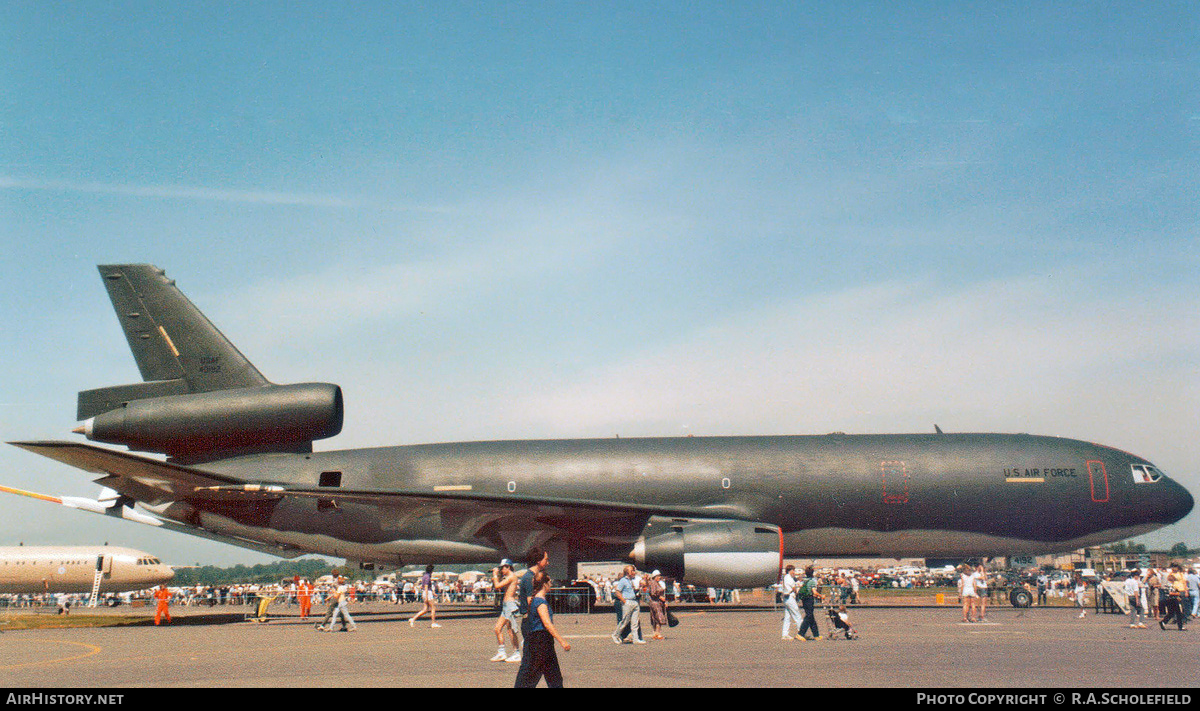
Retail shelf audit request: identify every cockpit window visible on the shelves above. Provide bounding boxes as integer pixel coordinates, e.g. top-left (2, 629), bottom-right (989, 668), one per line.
top-left (1131, 464), bottom-right (1163, 484)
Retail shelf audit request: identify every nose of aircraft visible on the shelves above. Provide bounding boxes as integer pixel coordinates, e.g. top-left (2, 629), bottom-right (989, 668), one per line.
top-left (1166, 478), bottom-right (1195, 524)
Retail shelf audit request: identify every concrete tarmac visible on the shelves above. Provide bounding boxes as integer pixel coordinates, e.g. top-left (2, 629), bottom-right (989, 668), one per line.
top-left (0, 602), bottom-right (1196, 688)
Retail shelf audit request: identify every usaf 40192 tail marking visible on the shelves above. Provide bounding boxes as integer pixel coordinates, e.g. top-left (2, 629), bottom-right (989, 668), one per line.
top-left (8, 265), bottom-right (1194, 591)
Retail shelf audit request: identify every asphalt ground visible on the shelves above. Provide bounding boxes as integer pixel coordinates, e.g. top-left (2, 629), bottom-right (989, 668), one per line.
top-left (0, 601), bottom-right (1196, 689)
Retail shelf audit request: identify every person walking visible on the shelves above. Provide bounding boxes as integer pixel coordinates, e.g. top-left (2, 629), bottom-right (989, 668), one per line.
top-left (779, 564), bottom-right (804, 641)
top-left (153, 584), bottom-right (171, 626)
top-left (517, 547), bottom-right (549, 640)
top-left (1185, 568), bottom-right (1199, 621)
top-left (315, 578), bottom-right (338, 630)
top-left (513, 572), bottom-right (571, 688)
top-left (297, 578), bottom-right (313, 620)
top-left (1124, 570), bottom-right (1146, 628)
top-left (796, 565), bottom-right (822, 640)
top-left (1159, 567), bottom-right (1187, 631)
top-left (611, 565), bottom-right (645, 644)
top-left (958, 566), bottom-right (978, 623)
top-left (490, 559), bottom-right (522, 663)
top-left (409, 564), bottom-right (440, 628)
top-left (647, 570), bottom-right (668, 640)
top-left (333, 576), bottom-right (357, 631)
top-left (317, 575), bottom-right (356, 631)
top-left (974, 565), bottom-right (990, 622)
top-left (1073, 574), bottom-right (1088, 618)
top-left (512, 547), bottom-right (552, 683)
top-left (1147, 569), bottom-right (1161, 619)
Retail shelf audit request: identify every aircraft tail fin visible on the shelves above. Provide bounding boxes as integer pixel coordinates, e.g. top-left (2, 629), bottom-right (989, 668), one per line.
top-left (78, 264), bottom-right (269, 420)
top-left (73, 265), bottom-right (341, 459)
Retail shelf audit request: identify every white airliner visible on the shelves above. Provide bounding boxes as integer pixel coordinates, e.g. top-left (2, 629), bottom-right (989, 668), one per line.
top-left (0, 545), bottom-right (173, 594)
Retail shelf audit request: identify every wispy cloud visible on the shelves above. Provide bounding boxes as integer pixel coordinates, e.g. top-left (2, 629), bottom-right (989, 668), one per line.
top-left (0, 175), bottom-right (449, 212)
top-left (498, 269), bottom-right (1199, 443)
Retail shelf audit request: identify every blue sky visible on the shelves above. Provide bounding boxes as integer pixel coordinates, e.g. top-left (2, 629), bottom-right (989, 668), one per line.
top-left (1, 3), bottom-right (1196, 565)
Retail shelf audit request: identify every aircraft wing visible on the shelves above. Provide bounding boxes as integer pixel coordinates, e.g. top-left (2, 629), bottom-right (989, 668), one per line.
top-left (9, 441), bottom-right (756, 553)
top-left (0, 481), bottom-right (305, 560)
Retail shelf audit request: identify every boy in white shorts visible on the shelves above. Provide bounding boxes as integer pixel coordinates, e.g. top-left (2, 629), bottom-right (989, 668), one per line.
top-left (490, 559), bottom-right (522, 662)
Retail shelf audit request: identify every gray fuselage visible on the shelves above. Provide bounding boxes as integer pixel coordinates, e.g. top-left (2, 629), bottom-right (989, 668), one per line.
top-left (177, 432), bottom-right (1192, 565)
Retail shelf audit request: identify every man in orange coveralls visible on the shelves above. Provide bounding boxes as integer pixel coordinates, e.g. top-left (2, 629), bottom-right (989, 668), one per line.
top-left (298, 579), bottom-right (313, 619)
top-left (154, 584), bottom-right (172, 625)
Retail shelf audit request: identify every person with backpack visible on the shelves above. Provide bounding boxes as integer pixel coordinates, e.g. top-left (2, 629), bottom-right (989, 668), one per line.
top-left (796, 565), bottom-right (823, 641)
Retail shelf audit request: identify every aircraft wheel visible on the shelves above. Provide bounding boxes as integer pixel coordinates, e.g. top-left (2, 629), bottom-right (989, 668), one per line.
top-left (1009, 588), bottom-right (1033, 608)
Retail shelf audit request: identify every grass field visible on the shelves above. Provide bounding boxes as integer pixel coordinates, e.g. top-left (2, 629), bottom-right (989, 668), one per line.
top-left (0, 613), bottom-right (147, 630)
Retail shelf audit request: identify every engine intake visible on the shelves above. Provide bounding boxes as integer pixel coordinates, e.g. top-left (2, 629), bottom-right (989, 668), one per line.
top-left (630, 517), bottom-right (782, 588)
top-left (78, 382), bottom-right (343, 458)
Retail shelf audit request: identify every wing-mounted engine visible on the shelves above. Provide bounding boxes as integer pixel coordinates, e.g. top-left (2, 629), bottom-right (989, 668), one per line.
top-left (76, 382), bottom-right (343, 459)
top-left (629, 516), bottom-right (782, 588)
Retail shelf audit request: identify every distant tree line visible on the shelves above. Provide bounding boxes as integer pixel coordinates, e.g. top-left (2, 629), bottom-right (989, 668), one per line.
top-left (1106, 541), bottom-right (1194, 557)
top-left (170, 557), bottom-right (355, 586)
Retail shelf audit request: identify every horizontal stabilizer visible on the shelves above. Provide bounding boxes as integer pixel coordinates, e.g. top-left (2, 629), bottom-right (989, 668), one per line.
top-left (9, 441), bottom-right (240, 505)
top-left (78, 380), bottom-right (190, 421)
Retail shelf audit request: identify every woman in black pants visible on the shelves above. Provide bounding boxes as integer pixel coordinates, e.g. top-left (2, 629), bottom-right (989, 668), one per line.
top-left (1160, 569), bottom-right (1188, 631)
top-left (515, 572), bottom-right (572, 688)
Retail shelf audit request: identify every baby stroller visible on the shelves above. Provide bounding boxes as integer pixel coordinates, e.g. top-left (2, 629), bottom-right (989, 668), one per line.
top-left (826, 603), bottom-right (859, 640)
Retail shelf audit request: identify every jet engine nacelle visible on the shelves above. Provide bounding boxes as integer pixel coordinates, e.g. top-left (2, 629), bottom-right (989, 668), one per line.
top-left (630, 517), bottom-right (782, 589)
top-left (79, 383), bottom-right (343, 457)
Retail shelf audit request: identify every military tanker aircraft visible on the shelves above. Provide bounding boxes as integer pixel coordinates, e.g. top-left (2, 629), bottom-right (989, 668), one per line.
top-left (8, 265), bottom-right (1194, 591)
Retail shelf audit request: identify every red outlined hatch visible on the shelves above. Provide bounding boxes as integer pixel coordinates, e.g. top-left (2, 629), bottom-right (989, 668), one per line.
top-left (1087, 460), bottom-right (1109, 503)
top-left (882, 460), bottom-right (909, 504)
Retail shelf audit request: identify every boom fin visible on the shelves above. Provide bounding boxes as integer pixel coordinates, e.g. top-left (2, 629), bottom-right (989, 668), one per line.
top-left (78, 265), bottom-right (269, 420)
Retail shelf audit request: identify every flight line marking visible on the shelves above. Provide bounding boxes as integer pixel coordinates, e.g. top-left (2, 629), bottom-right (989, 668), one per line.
top-left (0, 640), bottom-right (102, 669)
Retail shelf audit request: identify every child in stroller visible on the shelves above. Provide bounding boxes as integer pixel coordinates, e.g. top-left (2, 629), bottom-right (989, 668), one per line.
top-left (826, 603), bottom-right (858, 640)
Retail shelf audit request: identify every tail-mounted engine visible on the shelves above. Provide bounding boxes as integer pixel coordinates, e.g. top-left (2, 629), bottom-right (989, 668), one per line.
top-left (76, 382), bottom-right (343, 458)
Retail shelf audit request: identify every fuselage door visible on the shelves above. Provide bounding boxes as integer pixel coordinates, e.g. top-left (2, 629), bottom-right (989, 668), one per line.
top-left (881, 460), bottom-right (910, 531)
top-left (881, 461), bottom-right (909, 504)
top-left (1087, 460), bottom-right (1109, 503)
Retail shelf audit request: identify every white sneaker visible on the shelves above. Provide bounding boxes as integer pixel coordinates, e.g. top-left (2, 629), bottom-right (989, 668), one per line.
top-left (490, 651), bottom-right (507, 662)
top-left (612, 634), bottom-right (622, 644)
top-left (505, 653), bottom-right (521, 663)
top-left (633, 638), bottom-right (647, 644)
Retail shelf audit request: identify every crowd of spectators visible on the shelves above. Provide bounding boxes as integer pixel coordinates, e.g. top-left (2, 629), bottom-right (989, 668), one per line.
top-left (9, 562), bottom-right (1195, 615)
